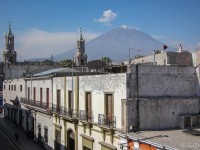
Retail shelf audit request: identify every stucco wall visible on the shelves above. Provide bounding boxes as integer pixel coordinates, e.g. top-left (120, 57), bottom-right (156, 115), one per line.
top-left (132, 51), bottom-right (193, 66)
top-left (79, 73), bottom-right (127, 129)
top-left (139, 98), bottom-right (200, 130)
top-left (3, 78), bottom-right (26, 105)
top-left (26, 78), bottom-right (53, 104)
top-left (36, 112), bottom-right (53, 148)
top-left (129, 65), bottom-right (198, 97)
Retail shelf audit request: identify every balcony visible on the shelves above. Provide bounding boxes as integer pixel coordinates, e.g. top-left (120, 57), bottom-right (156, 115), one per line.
top-left (60, 107), bottom-right (78, 119)
top-left (52, 104), bottom-right (61, 113)
top-left (79, 110), bottom-right (93, 122)
top-left (98, 114), bottom-right (116, 129)
top-left (20, 97), bottom-right (51, 111)
top-left (52, 105), bottom-right (78, 121)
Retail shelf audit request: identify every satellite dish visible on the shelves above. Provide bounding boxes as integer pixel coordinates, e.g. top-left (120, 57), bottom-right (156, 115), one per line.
top-left (87, 60), bottom-right (106, 69)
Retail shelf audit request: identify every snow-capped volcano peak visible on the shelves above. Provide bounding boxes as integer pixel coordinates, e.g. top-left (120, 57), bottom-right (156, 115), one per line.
top-left (120, 25), bottom-right (140, 31)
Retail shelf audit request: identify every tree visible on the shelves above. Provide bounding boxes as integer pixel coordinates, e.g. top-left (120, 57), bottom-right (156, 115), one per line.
top-left (154, 50), bottom-right (161, 54)
top-left (58, 59), bottom-right (73, 67)
top-left (100, 57), bottom-right (112, 65)
top-left (134, 55), bottom-right (144, 59)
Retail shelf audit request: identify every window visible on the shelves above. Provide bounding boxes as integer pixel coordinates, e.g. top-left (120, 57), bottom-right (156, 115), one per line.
top-left (40, 88), bottom-right (43, 103)
top-left (14, 85), bottom-right (16, 91)
top-left (4, 85), bottom-right (5, 90)
top-left (20, 85), bottom-right (22, 91)
top-left (38, 124), bottom-right (41, 141)
top-left (44, 127), bottom-right (48, 143)
top-left (33, 87), bottom-right (36, 101)
top-left (11, 85), bottom-right (13, 91)
top-left (46, 88), bottom-right (49, 108)
top-left (105, 94), bottom-right (113, 117)
top-left (9, 85), bottom-right (10, 90)
top-left (85, 92), bottom-right (92, 120)
top-left (57, 90), bottom-right (61, 111)
top-left (28, 87), bottom-right (30, 99)
top-left (68, 91), bottom-right (73, 109)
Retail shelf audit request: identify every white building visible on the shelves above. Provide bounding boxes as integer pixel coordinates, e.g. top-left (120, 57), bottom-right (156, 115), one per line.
top-left (3, 64), bottom-right (200, 150)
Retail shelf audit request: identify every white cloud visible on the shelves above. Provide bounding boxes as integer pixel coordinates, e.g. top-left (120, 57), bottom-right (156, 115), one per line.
top-left (94, 10), bottom-right (117, 25)
top-left (3, 29), bottom-right (100, 61)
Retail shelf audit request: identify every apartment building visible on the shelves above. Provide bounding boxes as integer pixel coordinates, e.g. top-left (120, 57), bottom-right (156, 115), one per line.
top-left (3, 64), bottom-right (200, 150)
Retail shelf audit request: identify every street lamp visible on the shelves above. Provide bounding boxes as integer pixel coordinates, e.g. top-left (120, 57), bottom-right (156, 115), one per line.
top-left (129, 48), bottom-right (134, 64)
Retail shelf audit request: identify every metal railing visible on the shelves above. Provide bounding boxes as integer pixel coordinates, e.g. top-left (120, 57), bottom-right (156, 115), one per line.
top-left (98, 114), bottom-right (116, 128)
top-left (52, 105), bottom-right (78, 119)
top-left (21, 97), bottom-right (50, 110)
top-left (60, 107), bottom-right (78, 119)
top-left (79, 110), bottom-right (93, 122)
top-left (52, 104), bottom-right (61, 113)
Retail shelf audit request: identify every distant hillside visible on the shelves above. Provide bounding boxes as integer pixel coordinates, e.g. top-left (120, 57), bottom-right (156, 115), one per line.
top-left (54, 26), bottom-right (169, 61)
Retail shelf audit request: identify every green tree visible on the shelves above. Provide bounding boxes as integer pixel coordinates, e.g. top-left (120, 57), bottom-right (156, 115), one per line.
top-left (154, 50), bottom-right (161, 54)
top-left (134, 55), bottom-right (144, 59)
top-left (58, 59), bottom-right (73, 67)
top-left (100, 57), bottom-right (112, 65)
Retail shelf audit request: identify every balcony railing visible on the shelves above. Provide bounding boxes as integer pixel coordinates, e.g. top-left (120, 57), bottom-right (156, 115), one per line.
top-left (79, 110), bottom-right (93, 122)
top-left (52, 104), bottom-right (61, 113)
top-left (60, 107), bottom-right (78, 119)
top-left (98, 114), bottom-right (116, 128)
top-left (21, 98), bottom-right (50, 110)
top-left (52, 105), bottom-right (78, 119)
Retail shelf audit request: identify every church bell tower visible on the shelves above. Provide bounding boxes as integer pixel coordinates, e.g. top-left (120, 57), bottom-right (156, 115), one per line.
top-left (74, 28), bottom-right (87, 66)
top-left (2, 22), bottom-right (17, 64)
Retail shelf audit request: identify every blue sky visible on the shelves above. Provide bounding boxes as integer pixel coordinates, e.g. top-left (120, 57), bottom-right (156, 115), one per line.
top-left (0, 0), bottom-right (200, 60)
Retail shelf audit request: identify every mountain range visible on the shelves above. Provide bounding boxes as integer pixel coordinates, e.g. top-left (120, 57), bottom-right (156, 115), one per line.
top-left (54, 26), bottom-right (167, 61)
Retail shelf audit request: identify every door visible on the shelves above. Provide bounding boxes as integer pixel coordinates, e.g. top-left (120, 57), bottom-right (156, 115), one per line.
top-left (105, 94), bottom-right (113, 126)
top-left (46, 88), bottom-right (49, 108)
top-left (86, 92), bottom-right (92, 121)
top-left (57, 90), bottom-right (61, 112)
top-left (55, 129), bottom-right (61, 150)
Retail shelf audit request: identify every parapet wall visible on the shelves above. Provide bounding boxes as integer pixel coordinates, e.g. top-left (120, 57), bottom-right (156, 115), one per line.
top-left (139, 98), bottom-right (200, 130)
top-left (128, 65), bottom-right (198, 97)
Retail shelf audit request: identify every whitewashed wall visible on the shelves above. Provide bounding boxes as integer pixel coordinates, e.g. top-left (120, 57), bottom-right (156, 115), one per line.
top-left (79, 73), bottom-right (127, 129)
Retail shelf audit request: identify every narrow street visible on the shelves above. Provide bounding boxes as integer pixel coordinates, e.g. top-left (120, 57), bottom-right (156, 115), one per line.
top-left (0, 125), bottom-right (19, 150)
top-left (0, 114), bottom-right (42, 150)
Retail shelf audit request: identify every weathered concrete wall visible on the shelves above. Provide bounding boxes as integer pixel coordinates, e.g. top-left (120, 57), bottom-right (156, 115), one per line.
top-left (26, 78), bottom-right (53, 104)
top-left (132, 51), bottom-right (167, 65)
top-left (79, 73), bottom-right (127, 129)
top-left (193, 50), bottom-right (200, 67)
top-left (125, 65), bottom-right (200, 131)
top-left (121, 99), bottom-right (138, 133)
top-left (36, 112), bottom-right (53, 148)
top-left (129, 65), bottom-right (198, 97)
top-left (4, 64), bottom-right (61, 80)
top-left (139, 98), bottom-right (200, 130)
top-left (132, 51), bottom-right (193, 66)
top-left (3, 78), bottom-right (26, 105)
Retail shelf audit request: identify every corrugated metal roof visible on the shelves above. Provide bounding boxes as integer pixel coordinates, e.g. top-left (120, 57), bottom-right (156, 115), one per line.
top-left (33, 67), bottom-right (77, 76)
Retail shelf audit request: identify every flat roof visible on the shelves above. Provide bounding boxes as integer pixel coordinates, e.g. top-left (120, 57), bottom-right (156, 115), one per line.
top-left (128, 128), bottom-right (200, 149)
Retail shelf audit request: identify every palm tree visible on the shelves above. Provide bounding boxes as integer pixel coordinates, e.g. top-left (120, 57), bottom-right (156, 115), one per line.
top-left (100, 57), bottom-right (112, 65)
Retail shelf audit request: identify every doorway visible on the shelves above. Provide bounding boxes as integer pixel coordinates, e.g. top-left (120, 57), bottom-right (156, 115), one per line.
top-left (66, 129), bottom-right (75, 150)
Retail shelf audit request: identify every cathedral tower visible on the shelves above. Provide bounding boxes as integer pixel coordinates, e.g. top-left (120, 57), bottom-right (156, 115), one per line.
top-left (2, 23), bottom-right (17, 64)
top-left (74, 28), bottom-right (87, 66)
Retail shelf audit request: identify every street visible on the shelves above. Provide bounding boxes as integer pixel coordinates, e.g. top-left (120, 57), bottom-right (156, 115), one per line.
top-left (0, 127), bottom-right (19, 150)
